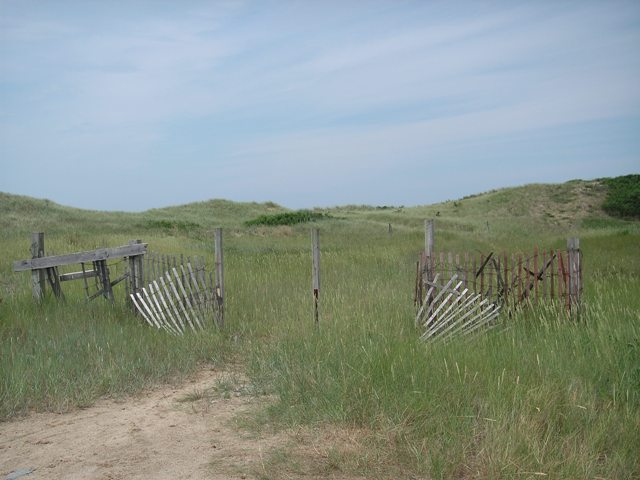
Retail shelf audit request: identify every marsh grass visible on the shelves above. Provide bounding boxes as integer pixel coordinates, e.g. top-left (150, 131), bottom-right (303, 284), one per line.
top-left (0, 295), bottom-right (230, 418)
top-left (246, 269), bottom-right (639, 477)
top-left (1, 179), bottom-right (639, 477)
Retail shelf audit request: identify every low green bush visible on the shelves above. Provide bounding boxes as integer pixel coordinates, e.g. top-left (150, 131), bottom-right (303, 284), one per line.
top-left (143, 219), bottom-right (201, 232)
top-left (245, 210), bottom-right (330, 226)
top-left (602, 174), bottom-right (640, 218)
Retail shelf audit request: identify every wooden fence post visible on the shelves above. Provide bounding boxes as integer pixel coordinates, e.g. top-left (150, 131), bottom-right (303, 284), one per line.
top-left (128, 240), bottom-right (143, 307)
top-left (567, 237), bottom-right (581, 315)
top-left (424, 218), bottom-right (435, 286)
top-left (214, 228), bottom-right (225, 327)
top-left (30, 232), bottom-right (46, 301)
top-left (311, 228), bottom-right (320, 325)
top-left (425, 219), bottom-right (434, 260)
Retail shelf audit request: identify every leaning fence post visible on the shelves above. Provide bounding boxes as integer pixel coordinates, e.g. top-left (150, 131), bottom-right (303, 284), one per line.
top-left (311, 228), bottom-right (320, 325)
top-left (567, 237), bottom-right (581, 316)
top-left (30, 232), bottom-right (45, 301)
top-left (214, 228), bottom-right (224, 327)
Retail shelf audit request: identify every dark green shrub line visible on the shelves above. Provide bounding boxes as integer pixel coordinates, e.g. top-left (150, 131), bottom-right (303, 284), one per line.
top-left (602, 174), bottom-right (640, 218)
top-left (245, 210), bottom-right (331, 227)
top-left (142, 219), bottom-right (201, 231)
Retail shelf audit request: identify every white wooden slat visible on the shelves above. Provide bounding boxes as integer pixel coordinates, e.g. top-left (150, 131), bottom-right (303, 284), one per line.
top-left (419, 274), bottom-right (458, 326)
top-left (415, 273), bottom-right (440, 326)
top-left (419, 273), bottom-right (502, 343)
top-left (130, 293), bottom-right (156, 328)
top-left (153, 280), bottom-right (183, 334)
top-left (435, 299), bottom-right (493, 342)
top-left (143, 287), bottom-right (178, 335)
top-left (165, 271), bottom-right (196, 333)
top-left (159, 276), bottom-right (186, 332)
top-left (423, 280), bottom-right (464, 329)
top-left (172, 267), bottom-right (203, 330)
top-left (148, 282), bottom-right (171, 332)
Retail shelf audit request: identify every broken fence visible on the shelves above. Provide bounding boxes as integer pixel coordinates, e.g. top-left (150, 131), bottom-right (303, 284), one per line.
top-left (415, 243), bottom-right (582, 314)
top-left (417, 273), bottom-right (501, 342)
top-left (130, 255), bottom-right (222, 334)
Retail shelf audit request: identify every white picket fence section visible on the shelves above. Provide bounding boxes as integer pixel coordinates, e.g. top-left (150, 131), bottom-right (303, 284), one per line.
top-left (130, 263), bottom-right (221, 335)
top-left (417, 273), bottom-right (501, 342)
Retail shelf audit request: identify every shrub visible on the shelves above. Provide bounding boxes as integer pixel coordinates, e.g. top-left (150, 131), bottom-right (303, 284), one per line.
top-left (245, 210), bottom-right (330, 226)
top-left (602, 175), bottom-right (640, 218)
top-left (143, 219), bottom-right (201, 232)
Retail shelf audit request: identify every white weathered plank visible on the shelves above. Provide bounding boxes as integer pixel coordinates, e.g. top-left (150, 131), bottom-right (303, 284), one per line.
top-left (147, 282), bottom-right (177, 334)
top-left (159, 276), bottom-right (186, 332)
top-left (181, 264), bottom-right (205, 320)
top-left (423, 279), bottom-right (463, 329)
top-left (415, 273), bottom-right (440, 325)
top-left (165, 271), bottom-right (196, 333)
top-left (424, 297), bottom-right (489, 341)
top-left (141, 287), bottom-right (164, 330)
top-left (131, 293), bottom-right (157, 328)
top-left (154, 280), bottom-right (183, 334)
top-left (172, 268), bottom-right (202, 330)
top-left (419, 273), bottom-right (502, 343)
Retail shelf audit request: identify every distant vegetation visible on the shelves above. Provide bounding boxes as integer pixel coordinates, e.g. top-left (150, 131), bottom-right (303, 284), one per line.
top-left (143, 219), bottom-right (201, 232)
top-left (602, 174), bottom-right (640, 218)
top-left (245, 209), bottom-right (331, 226)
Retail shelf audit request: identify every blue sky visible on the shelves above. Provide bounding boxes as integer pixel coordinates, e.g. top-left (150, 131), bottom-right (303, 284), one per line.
top-left (1, 1), bottom-right (639, 211)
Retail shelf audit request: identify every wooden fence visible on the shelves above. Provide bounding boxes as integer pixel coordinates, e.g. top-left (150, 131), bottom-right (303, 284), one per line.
top-left (13, 233), bottom-right (147, 302)
top-left (130, 259), bottom-right (222, 334)
top-left (136, 252), bottom-right (214, 297)
top-left (130, 229), bottom-right (224, 331)
top-left (13, 230), bottom-right (225, 329)
top-left (415, 242), bottom-right (582, 314)
top-left (416, 273), bottom-right (502, 343)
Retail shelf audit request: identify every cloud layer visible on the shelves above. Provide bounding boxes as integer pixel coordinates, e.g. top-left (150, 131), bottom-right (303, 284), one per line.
top-left (1, 1), bottom-right (639, 210)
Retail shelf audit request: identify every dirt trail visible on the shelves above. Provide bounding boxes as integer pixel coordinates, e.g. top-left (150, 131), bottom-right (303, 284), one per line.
top-left (0, 368), bottom-right (285, 480)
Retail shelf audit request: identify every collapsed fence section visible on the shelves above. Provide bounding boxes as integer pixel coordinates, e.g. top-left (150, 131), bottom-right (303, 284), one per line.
top-left (130, 262), bottom-right (222, 334)
top-left (127, 229), bottom-right (225, 333)
top-left (416, 273), bottom-right (501, 343)
top-left (135, 251), bottom-right (216, 298)
top-left (415, 240), bottom-right (582, 314)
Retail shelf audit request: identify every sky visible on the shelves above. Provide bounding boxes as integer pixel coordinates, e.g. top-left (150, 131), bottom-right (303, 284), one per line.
top-left (1, 0), bottom-right (639, 211)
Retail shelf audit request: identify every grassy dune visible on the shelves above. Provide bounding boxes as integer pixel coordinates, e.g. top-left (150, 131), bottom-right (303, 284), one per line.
top-left (1, 179), bottom-right (639, 478)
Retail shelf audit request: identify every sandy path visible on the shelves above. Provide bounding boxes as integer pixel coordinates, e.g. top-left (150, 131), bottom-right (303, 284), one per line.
top-left (0, 368), bottom-right (283, 480)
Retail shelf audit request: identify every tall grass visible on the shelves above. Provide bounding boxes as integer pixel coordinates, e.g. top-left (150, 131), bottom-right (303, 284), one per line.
top-left (1, 181), bottom-right (639, 477)
top-left (0, 296), bottom-right (229, 418)
top-left (247, 269), bottom-right (640, 477)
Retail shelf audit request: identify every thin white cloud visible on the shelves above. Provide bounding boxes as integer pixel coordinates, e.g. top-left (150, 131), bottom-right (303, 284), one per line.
top-left (0, 0), bottom-right (638, 210)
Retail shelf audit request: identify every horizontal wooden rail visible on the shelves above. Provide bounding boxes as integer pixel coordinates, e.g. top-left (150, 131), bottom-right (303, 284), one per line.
top-left (13, 244), bottom-right (147, 272)
top-left (59, 270), bottom-right (98, 282)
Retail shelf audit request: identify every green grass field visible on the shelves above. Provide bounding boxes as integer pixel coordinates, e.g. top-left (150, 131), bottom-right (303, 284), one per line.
top-left (1, 178), bottom-right (639, 478)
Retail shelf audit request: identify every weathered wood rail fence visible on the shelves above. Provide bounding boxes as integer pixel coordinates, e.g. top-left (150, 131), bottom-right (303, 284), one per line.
top-left (12, 230), bottom-right (225, 331)
top-left (416, 220), bottom-right (582, 314)
top-left (13, 233), bottom-right (147, 302)
top-left (13, 221), bottom-right (582, 339)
